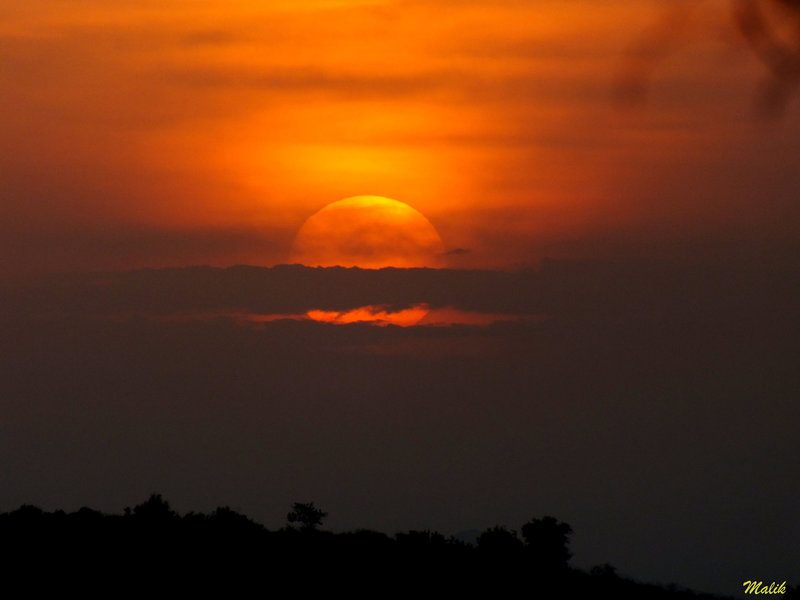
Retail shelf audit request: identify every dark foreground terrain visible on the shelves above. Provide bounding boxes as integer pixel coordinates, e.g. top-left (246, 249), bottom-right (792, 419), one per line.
top-left (3, 495), bottom-right (783, 598)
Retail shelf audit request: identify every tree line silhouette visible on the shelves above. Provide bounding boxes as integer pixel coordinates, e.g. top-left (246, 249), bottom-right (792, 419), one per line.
top-left (0, 495), bottom-right (790, 598)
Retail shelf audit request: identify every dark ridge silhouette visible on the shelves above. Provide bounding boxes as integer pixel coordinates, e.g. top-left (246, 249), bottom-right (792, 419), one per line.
top-left (0, 495), bottom-right (760, 598)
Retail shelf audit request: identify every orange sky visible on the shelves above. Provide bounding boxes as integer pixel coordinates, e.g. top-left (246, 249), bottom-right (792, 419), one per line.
top-left (2, 0), bottom-right (799, 274)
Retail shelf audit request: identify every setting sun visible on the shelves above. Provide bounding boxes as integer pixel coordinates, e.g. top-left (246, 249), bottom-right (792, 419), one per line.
top-left (288, 196), bottom-right (445, 269)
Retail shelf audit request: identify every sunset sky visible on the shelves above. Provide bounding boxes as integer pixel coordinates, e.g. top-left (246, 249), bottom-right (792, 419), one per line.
top-left (2, 1), bottom-right (799, 596)
top-left (3, 0), bottom-right (799, 274)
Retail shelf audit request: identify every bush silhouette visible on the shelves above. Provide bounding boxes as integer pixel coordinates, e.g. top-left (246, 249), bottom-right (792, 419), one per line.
top-left (132, 494), bottom-right (177, 522)
top-left (477, 525), bottom-right (524, 558)
top-left (521, 515), bottom-right (572, 570)
top-left (287, 502), bottom-right (327, 531)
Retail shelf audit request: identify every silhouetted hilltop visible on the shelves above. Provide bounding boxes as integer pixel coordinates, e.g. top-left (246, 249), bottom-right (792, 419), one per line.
top-left (0, 495), bottom-right (769, 598)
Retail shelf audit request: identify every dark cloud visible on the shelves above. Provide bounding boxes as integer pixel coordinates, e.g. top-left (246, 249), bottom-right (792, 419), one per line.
top-left (158, 63), bottom-right (609, 106)
top-left (5, 255), bottom-right (797, 323)
top-left (0, 225), bottom-right (291, 278)
top-left (160, 66), bottom-right (453, 98)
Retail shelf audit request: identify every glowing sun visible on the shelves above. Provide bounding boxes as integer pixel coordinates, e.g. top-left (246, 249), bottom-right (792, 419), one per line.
top-left (289, 196), bottom-right (445, 269)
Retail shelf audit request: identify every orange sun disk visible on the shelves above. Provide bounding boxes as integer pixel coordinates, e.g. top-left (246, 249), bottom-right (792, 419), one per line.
top-left (288, 195), bottom-right (445, 269)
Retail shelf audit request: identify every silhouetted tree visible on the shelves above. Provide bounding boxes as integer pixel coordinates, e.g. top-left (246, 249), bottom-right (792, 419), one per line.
top-left (287, 502), bottom-right (327, 531)
top-left (132, 494), bottom-right (177, 521)
top-left (521, 515), bottom-right (572, 570)
top-left (476, 525), bottom-right (524, 557)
